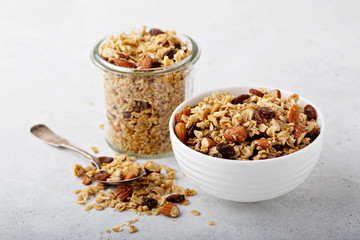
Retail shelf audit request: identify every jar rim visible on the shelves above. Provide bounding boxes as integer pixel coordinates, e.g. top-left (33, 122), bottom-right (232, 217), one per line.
top-left (90, 30), bottom-right (201, 76)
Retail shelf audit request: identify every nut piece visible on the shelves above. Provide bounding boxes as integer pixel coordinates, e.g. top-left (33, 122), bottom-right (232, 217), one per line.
top-left (268, 89), bottom-right (281, 99)
top-left (250, 88), bottom-right (265, 97)
top-left (81, 175), bottom-right (92, 185)
top-left (114, 186), bottom-right (134, 202)
top-left (267, 152), bottom-right (281, 159)
top-left (251, 139), bottom-right (270, 149)
top-left (175, 109), bottom-right (191, 124)
top-left (149, 28), bottom-right (164, 36)
top-left (287, 104), bottom-right (300, 123)
top-left (95, 171), bottom-right (111, 181)
top-left (224, 126), bottom-right (248, 143)
top-left (166, 194), bottom-right (185, 203)
top-left (139, 57), bottom-right (153, 69)
top-left (114, 58), bottom-right (136, 68)
top-left (191, 210), bottom-right (201, 216)
top-left (201, 137), bottom-right (216, 148)
top-left (115, 52), bottom-right (127, 59)
top-left (143, 161), bottom-right (161, 175)
top-left (98, 156), bottom-right (114, 164)
top-left (123, 168), bottom-right (137, 180)
top-left (160, 202), bottom-right (180, 218)
top-left (304, 104), bottom-right (317, 120)
top-left (175, 122), bottom-right (188, 144)
top-left (294, 125), bottom-right (306, 143)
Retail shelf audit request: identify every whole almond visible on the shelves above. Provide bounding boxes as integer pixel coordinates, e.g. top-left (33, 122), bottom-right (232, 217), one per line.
top-left (114, 58), bottom-right (136, 68)
top-left (81, 175), bottom-right (92, 185)
top-left (251, 139), bottom-right (270, 149)
top-left (175, 109), bottom-right (191, 124)
top-left (268, 89), bottom-right (281, 99)
top-left (114, 186), bottom-right (133, 202)
top-left (160, 202), bottom-right (180, 218)
top-left (115, 52), bottom-right (127, 59)
top-left (201, 137), bottom-right (216, 148)
top-left (287, 104), bottom-right (300, 123)
top-left (249, 89), bottom-right (265, 97)
top-left (294, 125), bottom-right (306, 143)
top-left (139, 57), bottom-right (153, 69)
top-left (175, 122), bottom-right (188, 144)
top-left (224, 126), bottom-right (248, 143)
top-left (123, 168), bottom-right (137, 180)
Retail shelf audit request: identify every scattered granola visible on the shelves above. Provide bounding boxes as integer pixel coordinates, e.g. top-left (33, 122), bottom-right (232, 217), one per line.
top-left (90, 147), bottom-right (99, 154)
top-left (97, 26), bottom-right (198, 156)
top-left (128, 226), bottom-right (138, 234)
top-left (191, 210), bottom-right (201, 216)
top-left (99, 123), bottom-right (104, 130)
top-left (174, 88), bottom-right (320, 160)
top-left (208, 220), bottom-right (214, 225)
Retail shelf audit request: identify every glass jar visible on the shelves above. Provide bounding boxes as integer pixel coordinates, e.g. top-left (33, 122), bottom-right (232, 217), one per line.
top-left (90, 30), bottom-right (200, 158)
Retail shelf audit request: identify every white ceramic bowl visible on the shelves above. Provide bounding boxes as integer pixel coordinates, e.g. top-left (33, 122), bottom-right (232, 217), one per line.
top-left (169, 86), bottom-right (325, 202)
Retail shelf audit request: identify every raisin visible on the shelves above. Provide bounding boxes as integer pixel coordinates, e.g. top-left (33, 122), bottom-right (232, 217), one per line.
top-left (253, 110), bottom-right (263, 124)
top-left (95, 171), bottom-right (110, 181)
top-left (142, 198), bottom-right (158, 210)
top-left (258, 107), bottom-right (276, 119)
top-left (134, 101), bottom-right (151, 112)
top-left (187, 123), bottom-right (200, 138)
top-left (149, 28), bottom-right (164, 36)
top-left (151, 62), bottom-right (162, 68)
top-left (216, 143), bottom-right (235, 159)
top-left (249, 89), bottom-right (265, 97)
top-left (304, 104), bottom-right (317, 120)
top-left (174, 43), bottom-right (181, 49)
top-left (98, 156), bottom-right (114, 164)
top-left (163, 49), bottom-right (177, 59)
top-left (231, 94), bottom-right (250, 104)
top-left (306, 129), bottom-right (320, 142)
top-left (124, 111), bottom-right (132, 118)
top-left (166, 194), bottom-right (185, 203)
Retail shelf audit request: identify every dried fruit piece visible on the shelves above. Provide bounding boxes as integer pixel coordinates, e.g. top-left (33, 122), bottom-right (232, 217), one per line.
top-left (134, 101), bottom-right (151, 112)
top-left (164, 49), bottom-right (177, 59)
top-left (253, 110), bottom-right (263, 124)
top-left (251, 139), bottom-right (270, 149)
top-left (166, 194), bottom-right (185, 203)
top-left (81, 175), bottom-right (92, 185)
top-left (268, 89), bottom-right (281, 99)
top-left (114, 58), bottom-right (136, 68)
top-left (250, 89), bottom-right (265, 97)
top-left (95, 171), bottom-right (110, 181)
top-left (305, 128), bottom-right (320, 142)
top-left (213, 152), bottom-right (224, 158)
top-left (160, 202), bottom-right (180, 218)
top-left (175, 122), bottom-right (187, 144)
top-left (174, 43), bottom-right (181, 49)
top-left (149, 28), bottom-right (164, 36)
top-left (231, 94), bottom-right (250, 104)
top-left (287, 104), bottom-right (300, 123)
top-left (123, 168), bottom-right (137, 180)
top-left (114, 186), bottom-right (133, 202)
top-left (258, 107), bottom-right (276, 119)
top-left (124, 111), bottom-right (132, 119)
top-left (142, 197), bottom-right (158, 210)
top-left (267, 152), bottom-right (281, 159)
top-left (224, 126), bottom-right (248, 143)
top-left (216, 143), bottom-right (235, 159)
top-left (139, 57), bottom-right (153, 69)
top-left (175, 109), bottom-right (191, 124)
top-left (201, 137), bottom-right (216, 148)
top-left (98, 156), bottom-right (114, 164)
top-left (187, 123), bottom-right (199, 138)
top-left (304, 104), bottom-right (317, 120)
top-left (294, 125), bottom-right (306, 143)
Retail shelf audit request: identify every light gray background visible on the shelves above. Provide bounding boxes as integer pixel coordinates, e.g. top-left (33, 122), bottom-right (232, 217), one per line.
top-left (1, 0), bottom-right (359, 239)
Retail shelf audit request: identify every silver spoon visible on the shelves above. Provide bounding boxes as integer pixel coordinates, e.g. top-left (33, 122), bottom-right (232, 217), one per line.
top-left (30, 124), bottom-right (145, 185)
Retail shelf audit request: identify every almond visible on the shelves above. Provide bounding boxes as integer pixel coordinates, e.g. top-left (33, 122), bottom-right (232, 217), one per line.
top-left (115, 52), bottom-right (127, 59)
top-left (268, 89), bottom-right (281, 99)
top-left (81, 175), bottom-right (92, 185)
top-left (160, 202), bottom-right (180, 218)
top-left (143, 161), bottom-right (161, 175)
top-left (101, 48), bottom-right (116, 61)
top-left (114, 58), bottom-right (136, 68)
top-left (249, 88), bottom-right (265, 97)
top-left (267, 152), bottom-right (281, 159)
top-left (114, 186), bottom-right (133, 202)
top-left (175, 109), bottom-right (191, 124)
top-left (251, 139), bottom-right (270, 149)
top-left (175, 122), bottom-right (187, 144)
top-left (287, 104), bottom-right (300, 123)
top-left (95, 171), bottom-right (110, 181)
top-left (211, 103), bottom-right (221, 114)
top-left (139, 57), bottom-right (153, 69)
top-left (294, 125), bottom-right (306, 143)
top-left (224, 126), bottom-right (248, 143)
top-left (123, 168), bottom-right (137, 180)
top-left (201, 137), bottom-right (216, 148)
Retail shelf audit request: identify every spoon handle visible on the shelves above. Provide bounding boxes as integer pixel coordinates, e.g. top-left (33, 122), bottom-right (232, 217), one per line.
top-left (30, 124), bottom-right (101, 168)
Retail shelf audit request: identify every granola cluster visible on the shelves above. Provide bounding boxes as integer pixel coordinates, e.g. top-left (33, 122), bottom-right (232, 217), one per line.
top-left (100, 26), bottom-right (194, 156)
top-left (73, 153), bottom-right (196, 217)
top-left (174, 88), bottom-right (321, 160)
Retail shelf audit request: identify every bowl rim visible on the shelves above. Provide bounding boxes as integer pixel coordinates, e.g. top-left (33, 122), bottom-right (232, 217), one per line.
top-left (169, 85), bottom-right (325, 165)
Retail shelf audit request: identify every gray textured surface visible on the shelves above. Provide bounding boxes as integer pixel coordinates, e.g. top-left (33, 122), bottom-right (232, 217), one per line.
top-left (1, 0), bottom-right (360, 239)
